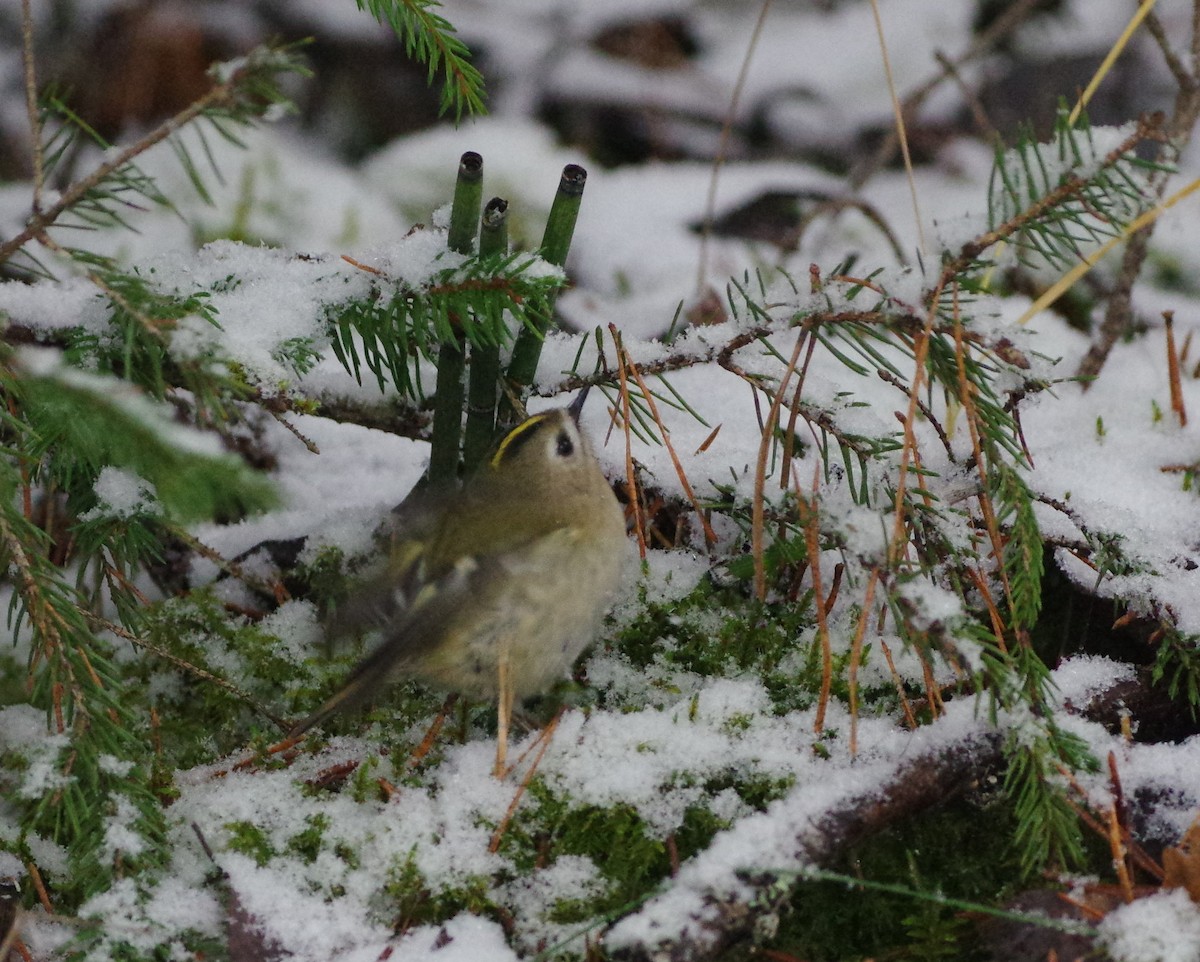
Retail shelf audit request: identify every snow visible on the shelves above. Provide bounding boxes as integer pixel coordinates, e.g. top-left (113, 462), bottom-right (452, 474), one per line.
top-left (83, 467), bottom-right (160, 519)
top-left (1100, 889), bottom-right (1200, 962)
top-left (5, 0), bottom-right (1200, 959)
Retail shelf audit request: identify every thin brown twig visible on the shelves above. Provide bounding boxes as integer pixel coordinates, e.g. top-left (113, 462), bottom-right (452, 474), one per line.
top-left (1165, 311), bottom-right (1187, 427)
top-left (170, 526), bottom-right (290, 603)
top-left (489, 709), bottom-right (561, 853)
top-left (695, 0), bottom-right (773, 295)
top-left (1107, 752), bottom-right (1136, 902)
top-left (950, 282), bottom-right (1017, 626)
top-left (610, 325), bottom-right (647, 558)
top-left (802, 478), bottom-right (833, 733)
top-left (268, 408), bottom-right (321, 454)
top-left (751, 329), bottom-right (809, 600)
top-left (966, 566), bottom-right (1009, 655)
top-left (887, 304), bottom-right (936, 569)
top-left (879, 638), bottom-right (918, 729)
top-left (878, 367), bottom-right (954, 461)
top-left (781, 330), bottom-right (820, 491)
top-left (868, 0), bottom-right (926, 256)
top-left (623, 359), bottom-right (718, 546)
top-left (849, 0), bottom-right (1047, 189)
top-left (19, 0), bottom-right (43, 212)
top-left (847, 568), bottom-right (879, 757)
top-left (1059, 762), bottom-right (1165, 882)
top-left (0, 60), bottom-right (264, 265)
top-left (91, 613), bottom-right (291, 731)
top-left (934, 50), bottom-right (1001, 147)
top-left (1144, 9), bottom-right (1195, 91)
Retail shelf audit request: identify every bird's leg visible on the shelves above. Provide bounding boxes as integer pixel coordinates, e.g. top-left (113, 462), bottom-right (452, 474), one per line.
top-left (488, 707), bottom-right (563, 853)
top-left (494, 648), bottom-right (513, 778)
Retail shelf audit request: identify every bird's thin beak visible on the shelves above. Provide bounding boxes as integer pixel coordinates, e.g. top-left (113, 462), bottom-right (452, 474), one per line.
top-left (567, 385), bottom-right (591, 424)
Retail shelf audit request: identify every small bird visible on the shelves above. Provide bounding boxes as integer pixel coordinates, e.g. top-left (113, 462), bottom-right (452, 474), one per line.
top-left (290, 393), bottom-right (626, 776)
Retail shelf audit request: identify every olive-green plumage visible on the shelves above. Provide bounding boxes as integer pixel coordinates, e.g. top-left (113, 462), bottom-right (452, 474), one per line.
top-left (290, 403), bottom-right (626, 754)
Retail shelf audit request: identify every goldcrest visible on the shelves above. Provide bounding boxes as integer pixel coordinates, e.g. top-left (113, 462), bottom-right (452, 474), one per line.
top-left (291, 397), bottom-right (626, 771)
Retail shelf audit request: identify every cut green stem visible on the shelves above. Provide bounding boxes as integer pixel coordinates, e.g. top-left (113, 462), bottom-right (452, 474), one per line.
top-left (463, 196), bottom-right (510, 472)
top-left (499, 163), bottom-right (587, 431)
top-left (428, 151), bottom-right (483, 486)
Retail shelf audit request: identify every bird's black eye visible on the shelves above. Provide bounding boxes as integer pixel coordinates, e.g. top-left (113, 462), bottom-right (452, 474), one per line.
top-left (556, 430), bottom-right (575, 458)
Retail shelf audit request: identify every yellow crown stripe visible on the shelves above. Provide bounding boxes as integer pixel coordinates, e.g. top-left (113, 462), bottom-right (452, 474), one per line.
top-left (491, 413), bottom-right (551, 468)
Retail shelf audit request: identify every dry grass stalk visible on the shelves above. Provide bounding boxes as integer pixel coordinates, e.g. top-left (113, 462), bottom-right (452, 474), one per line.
top-left (622, 350), bottom-right (719, 547)
top-left (751, 330), bottom-right (810, 600)
top-left (847, 568), bottom-right (880, 757)
top-left (801, 476), bottom-right (833, 732)
top-left (608, 325), bottom-right (648, 558)
top-left (1165, 311), bottom-right (1188, 427)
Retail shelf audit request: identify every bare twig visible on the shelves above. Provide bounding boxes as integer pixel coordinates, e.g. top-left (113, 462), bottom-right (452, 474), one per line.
top-left (847, 568), bottom-right (879, 756)
top-left (934, 50), bottom-right (1001, 146)
top-left (488, 709), bottom-right (562, 853)
top-left (802, 480), bottom-right (833, 732)
top-left (19, 0), bottom-right (44, 211)
top-left (91, 614), bottom-right (291, 732)
top-left (610, 326), bottom-right (647, 558)
top-left (750, 329), bottom-right (809, 599)
top-left (868, 0), bottom-right (926, 256)
top-left (694, 0), bottom-right (773, 295)
top-left (849, 0), bottom-right (1047, 189)
top-left (1076, 8), bottom-right (1200, 384)
top-left (1144, 9), bottom-right (1194, 91)
top-left (0, 59), bottom-right (265, 265)
top-left (622, 356), bottom-right (719, 547)
top-left (1165, 310), bottom-right (1187, 427)
top-left (169, 526), bottom-right (290, 603)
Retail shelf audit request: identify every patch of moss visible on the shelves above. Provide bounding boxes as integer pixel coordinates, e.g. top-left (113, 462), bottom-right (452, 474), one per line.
top-left (225, 820), bottom-right (276, 867)
top-left (610, 576), bottom-right (853, 716)
top-left (286, 813), bottom-right (330, 864)
top-left (381, 851), bottom-right (494, 932)
top-left (497, 780), bottom-right (733, 921)
top-left (750, 793), bottom-right (1026, 962)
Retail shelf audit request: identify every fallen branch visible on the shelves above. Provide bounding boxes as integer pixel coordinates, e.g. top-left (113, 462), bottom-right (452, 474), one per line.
top-left (605, 713), bottom-right (1003, 961)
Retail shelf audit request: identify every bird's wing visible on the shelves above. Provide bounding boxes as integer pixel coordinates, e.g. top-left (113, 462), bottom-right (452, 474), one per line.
top-left (289, 526), bottom-right (590, 737)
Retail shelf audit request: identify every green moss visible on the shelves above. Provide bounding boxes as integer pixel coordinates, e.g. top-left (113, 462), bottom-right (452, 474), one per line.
top-left (225, 820), bottom-right (276, 866)
top-left (610, 576), bottom-right (838, 716)
top-left (286, 813), bottom-right (330, 864)
top-left (495, 780), bottom-right (735, 922)
top-left (381, 851), bottom-right (495, 931)
top-left (756, 794), bottom-right (1026, 962)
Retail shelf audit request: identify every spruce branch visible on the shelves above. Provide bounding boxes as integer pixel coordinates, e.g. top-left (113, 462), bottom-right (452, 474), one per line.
top-left (0, 503), bottom-right (168, 901)
top-left (89, 615), bottom-right (290, 732)
top-left (330, 251), bottom-right (564, 398)
top-left (938, 111), bottom-right (1166, 297)
top-left (354, 0), bottom-right (486, 120)
top-left (0, 43), bottom-right (309, 267)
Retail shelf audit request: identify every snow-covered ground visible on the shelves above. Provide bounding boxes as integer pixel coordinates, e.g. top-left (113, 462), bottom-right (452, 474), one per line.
top-left (4, 1), bottom-right (1200, 959)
